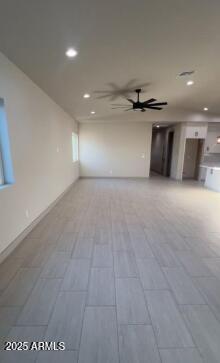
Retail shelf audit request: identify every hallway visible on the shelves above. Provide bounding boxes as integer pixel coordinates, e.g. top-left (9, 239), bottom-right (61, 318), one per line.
top-left (1, 177), bottom-right (220, 362)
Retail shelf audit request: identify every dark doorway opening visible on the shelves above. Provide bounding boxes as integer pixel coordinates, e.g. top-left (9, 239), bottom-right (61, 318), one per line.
top-left (150, 125), bottom-right (175, 178)
top-left (166, 131), bottom-right (174, 177)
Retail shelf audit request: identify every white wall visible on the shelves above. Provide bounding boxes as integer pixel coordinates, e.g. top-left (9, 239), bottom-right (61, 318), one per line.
top-left (170, 122), bottom-right (209, 180)
top-left (0, 52), bottom-right (79, 255)
top-left (185, 125), bottom-right (207, 139)
top-left (204, 124), bottom-right (220, 154)
top-left (79, 122), bottom-right (152, 178)
top-left (170, 123), bottom-right (186, 180)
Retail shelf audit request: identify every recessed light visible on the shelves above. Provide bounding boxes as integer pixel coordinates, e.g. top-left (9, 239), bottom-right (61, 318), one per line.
top-left (203, 107), bottom-right (208, 111)
top-left (156, 125), bottom-right (160, 128)
top-left (83, 93), bottom-right (90, 99)
top-left (187, 80), bottom-right (194, 86)
top-left (91, 111), bottom-right (96, 114)
top-left (65, 48), bottom-right (78, 58)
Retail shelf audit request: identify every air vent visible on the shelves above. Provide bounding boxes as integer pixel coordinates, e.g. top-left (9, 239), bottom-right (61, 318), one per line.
top-left (179, 70), bottom-right (195, 77)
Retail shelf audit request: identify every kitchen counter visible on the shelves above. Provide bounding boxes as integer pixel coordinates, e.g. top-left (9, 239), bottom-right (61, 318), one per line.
top-left (200, 163), bottom-right (220, 170)
top-left (200, 164), bottom-right (220, 192)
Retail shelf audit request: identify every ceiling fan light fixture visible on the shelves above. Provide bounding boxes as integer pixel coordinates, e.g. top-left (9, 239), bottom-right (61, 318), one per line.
top-left (187, 80), bottom-right (194, 86)
top-left (65, 48), bottom-right (78, 58)
top-left (91, 111), bottom-right (96, 114)
top-left (203, 107), bottom-right (208, 111)
top-left (83, 93), bottom-right (90, 99)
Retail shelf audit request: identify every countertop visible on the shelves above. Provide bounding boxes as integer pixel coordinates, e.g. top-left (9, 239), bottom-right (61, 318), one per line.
top-left (200, 163), bottom-right (220, 170)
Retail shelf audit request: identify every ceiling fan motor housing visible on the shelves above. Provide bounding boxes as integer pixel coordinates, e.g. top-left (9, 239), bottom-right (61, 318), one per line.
top-left (133, 102), bottom-right (144, 110)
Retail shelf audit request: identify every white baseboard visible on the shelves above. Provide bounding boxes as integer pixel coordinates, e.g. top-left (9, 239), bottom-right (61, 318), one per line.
top-left (80, 176), bottom-right (149, 179)
top-left (0, 179), bottom-right (78, 264)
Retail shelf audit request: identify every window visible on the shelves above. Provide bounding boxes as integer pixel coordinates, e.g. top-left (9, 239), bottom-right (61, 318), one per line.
top-left (72, 132), bottom-right (79, 162)
top-left (0, 98), bottom-right (14, 188)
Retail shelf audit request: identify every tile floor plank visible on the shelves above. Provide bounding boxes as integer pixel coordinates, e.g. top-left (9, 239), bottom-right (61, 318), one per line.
top-left (0, 268), bottom-right (40, 307)
top-left (61, 259), bottom-right (90, 291)
top-left (87, 268), bottom-right (115, 306)
top-left (176, 251), bottom-right (213, 277)
top-left (44, 291), bottom-right (86, 350)
top-left (0, 258), bottom-right (23, 292)
top-left (203, 258), bottom-right (220, 280)
top-left (78, 306), bottom-right (119, 363)
top-left (114, 251), bottom-right (138, 277)
top-left (36, 351), bottom-right (78, 363)
top-left (112, 232), bottom-right (132, 252)
top-left (21, 244), bottom-right (54, 268)
top-left (182, 304), bottom-right (220, 363)
top-left (55, 232), bottom-right (77, 253)
top-left (137, 258), bottom-right (168, 290)
top-left (194, 276), bottom-right (220, 322)
top-left (116, 278), bottom-right (150, 324)
top-left (40, 251), bottom-right (70, 278)
top-left (0, 326), bottom-right (46, 363)
top-left (72, 238), bottom-right (94, 259)
top-left (119, 324), bottom-right (161, 363)
top-left (130, 236), bottom-right (154, 259)
top-left (0, 307), bottom-right (20, 350)
top-left (17, 279), bottom-right (61, 325)
top-left (148, 243), bottom-right (180, 268)
top-left (163, 267), bottom-right (205, 304)
top-left (145, 290), bottom-right (194, 348)
top-left (92, 244), bottom-right (113, 267)
top-left (159, 348), bottom-right (204, 363)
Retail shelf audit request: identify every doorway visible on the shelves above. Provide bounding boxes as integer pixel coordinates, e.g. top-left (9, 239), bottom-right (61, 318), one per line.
top-left (150, 125), bottom-right (174, 177)
top-left (182, 138), bottom-right (204, 180)
top-left (150, 128), bottom-right (165, 175)
top-left (166, 131), bottom-right (174, 177)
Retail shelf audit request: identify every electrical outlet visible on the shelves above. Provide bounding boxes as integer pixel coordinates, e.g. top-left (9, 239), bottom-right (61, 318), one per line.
top-left (56, 147), bottom-right (60, 153)
top-left (25, 209), bottom-right (29, 218)
top-left (109, 170), bottom-right (112, 175)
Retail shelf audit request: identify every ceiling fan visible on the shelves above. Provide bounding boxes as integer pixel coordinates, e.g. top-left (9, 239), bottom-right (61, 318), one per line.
top-left (111, 89), bottom-right (168, 112)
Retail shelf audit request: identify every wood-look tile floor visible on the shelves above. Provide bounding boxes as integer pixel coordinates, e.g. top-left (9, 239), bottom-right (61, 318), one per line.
top-left (1, 177), bottom-right (220, 362)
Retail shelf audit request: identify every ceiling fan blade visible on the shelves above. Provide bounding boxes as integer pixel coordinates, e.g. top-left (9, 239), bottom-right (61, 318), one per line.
top-left (127, 98), bottom-right (134, 104)
top-left (111, 103), bottom-right (128, 105)
top-left (124, 108), bottom-right (133, 111)
top-left (146, 106), bottom-right (163, 110)
top-left (96, 95), bottom-right (112, 99)
top-left (149, 102), bottom-right (168, 106)
top-left (143, 98), bottom-right (157, 105)
top-left (111, 107), bottom-right (129, 109)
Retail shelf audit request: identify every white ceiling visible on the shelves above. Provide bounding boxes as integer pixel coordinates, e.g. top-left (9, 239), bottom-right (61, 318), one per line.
top-left (0, 0), bottom-right (220, 123)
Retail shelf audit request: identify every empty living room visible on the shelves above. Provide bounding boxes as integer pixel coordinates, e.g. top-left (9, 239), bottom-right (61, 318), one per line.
top-left (1, 1), bottom-right (220, 362)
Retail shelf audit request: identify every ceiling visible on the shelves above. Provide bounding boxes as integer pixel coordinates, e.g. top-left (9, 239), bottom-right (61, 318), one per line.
top-left (0, 0), bottom-right (220, 123)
